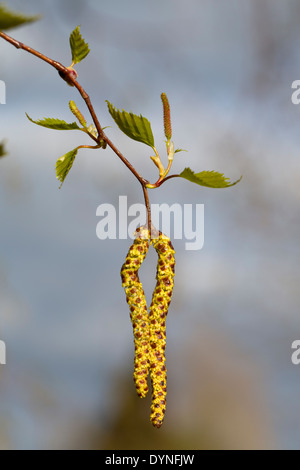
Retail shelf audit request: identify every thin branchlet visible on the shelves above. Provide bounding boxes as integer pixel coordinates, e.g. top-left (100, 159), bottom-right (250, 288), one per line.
top-left (0, 29), bottom-right (152, 224)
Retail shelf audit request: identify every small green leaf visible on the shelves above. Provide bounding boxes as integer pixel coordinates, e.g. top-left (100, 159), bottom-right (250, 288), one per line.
top-left (0, 3), bottom-right (40, 30)
top-left (0, 140), bottom-right (7, 157)
top-left (69, 25), bottom-right (90, 64)
top-left (26, 113), bottom-right (80, 131)
top-left (106, 100), bottom-right (155, 148)
top-left (56, 148), bottom-right (78, 188)
top-left (174, 148), bottom-right (187, 154)
top-left (179, 168), bottom-right (242, 188)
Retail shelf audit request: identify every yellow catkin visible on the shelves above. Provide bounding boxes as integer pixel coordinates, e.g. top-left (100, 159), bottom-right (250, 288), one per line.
top-left (121, 227), bottom-right (150, 398)
top-left (69, 100), bottom-right (87, 127)
top-left (149, 232), bottom-right (175, 428)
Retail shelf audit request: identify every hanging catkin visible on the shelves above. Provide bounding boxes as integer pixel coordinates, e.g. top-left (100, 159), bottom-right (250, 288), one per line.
top-left (149, 232), bottom-right (175, 428)
top-left (120, 227), bottom-right (150, 398)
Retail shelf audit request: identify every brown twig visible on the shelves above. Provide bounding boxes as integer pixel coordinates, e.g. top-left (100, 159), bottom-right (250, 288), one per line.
top-left (149, 174), bottom-right (180, 188)
top-left (0, 29), bottom-right (152, 227)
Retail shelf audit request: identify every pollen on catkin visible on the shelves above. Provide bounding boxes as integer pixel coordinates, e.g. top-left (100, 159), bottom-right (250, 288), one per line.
top-left (120, 227), bottom-right (150, 398)
top-left (149, 232), bottom-right (175, 428)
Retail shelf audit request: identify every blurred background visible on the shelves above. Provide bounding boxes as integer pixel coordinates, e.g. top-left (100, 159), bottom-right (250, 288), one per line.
top-left (0, 0), bottom-right (300, 450)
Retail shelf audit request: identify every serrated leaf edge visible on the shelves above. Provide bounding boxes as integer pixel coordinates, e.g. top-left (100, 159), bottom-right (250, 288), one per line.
top-left (56, 148), bottom-right (78, 188)
top-left (69, 25), bottom-right (90, 64)
top-left (179, 167), bottom-right (242, 188)
top-left (26, 113), bottom-right (80, 130)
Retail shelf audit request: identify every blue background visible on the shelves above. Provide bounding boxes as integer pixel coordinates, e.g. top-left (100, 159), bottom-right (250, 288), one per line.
top-left (1, 0), bottom-right (300, 449)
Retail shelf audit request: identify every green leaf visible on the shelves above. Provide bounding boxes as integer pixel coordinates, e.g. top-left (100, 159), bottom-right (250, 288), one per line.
top-left (0, 140), bottom-right (7, 157)
top-left (106, 100), bottom-right (155, 148)
top-left (26, 113), bottom-right (80, 131)
top-left (56, 148), bottom-right (78, 188)
top-left (0, 3), bottom-right (40, 30)
top-left (179, 168), bottom-right (242, 188)
top-left (69, 25), bottom-right (90, 64)
top-left (174, 148), bottom-right (187, 154)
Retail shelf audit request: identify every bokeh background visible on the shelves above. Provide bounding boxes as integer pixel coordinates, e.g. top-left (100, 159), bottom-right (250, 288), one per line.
top-left (0, 0), bottom-right (300, 450)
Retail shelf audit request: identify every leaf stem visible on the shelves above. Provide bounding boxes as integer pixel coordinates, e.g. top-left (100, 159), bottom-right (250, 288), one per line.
top-left (146, 173), bottom-right (180, 189)
top-left (76, 144), bottom-right (102, 150)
